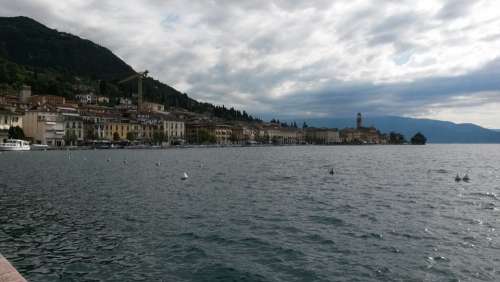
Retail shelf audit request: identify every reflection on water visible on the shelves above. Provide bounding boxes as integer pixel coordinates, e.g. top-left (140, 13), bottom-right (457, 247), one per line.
top-left (1, 145), bottom-right (499, 281)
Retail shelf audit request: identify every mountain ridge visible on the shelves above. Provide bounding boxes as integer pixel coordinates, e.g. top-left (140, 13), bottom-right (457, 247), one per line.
top-left (0, 16), bottom-right (260, 122)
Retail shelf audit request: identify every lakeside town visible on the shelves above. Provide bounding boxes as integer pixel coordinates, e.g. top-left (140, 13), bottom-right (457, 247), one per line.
top-left (0, 85), bottom-right (415, 149)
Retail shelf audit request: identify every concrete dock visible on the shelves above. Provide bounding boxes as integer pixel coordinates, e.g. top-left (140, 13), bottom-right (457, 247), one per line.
top-left (0, 255), bottom-right (26, 282)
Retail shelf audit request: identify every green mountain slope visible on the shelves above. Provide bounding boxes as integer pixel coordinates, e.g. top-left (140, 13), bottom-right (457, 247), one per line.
top-left (0, 16), bottom-right (259, 122)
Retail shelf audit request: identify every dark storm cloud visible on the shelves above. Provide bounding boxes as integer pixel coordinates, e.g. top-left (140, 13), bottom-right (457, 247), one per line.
top-left (1, 0), bottom-right (500, 126)
top-left (275, 57), bottom-right (500, 117)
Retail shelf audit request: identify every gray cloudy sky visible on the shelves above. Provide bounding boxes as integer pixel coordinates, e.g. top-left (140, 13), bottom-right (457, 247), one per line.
top-left (2, 0), bottom-right (500, 127)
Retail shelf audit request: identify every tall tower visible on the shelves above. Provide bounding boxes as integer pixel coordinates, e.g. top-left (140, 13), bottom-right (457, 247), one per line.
top-left (356, 113), bottom-right (362, 129)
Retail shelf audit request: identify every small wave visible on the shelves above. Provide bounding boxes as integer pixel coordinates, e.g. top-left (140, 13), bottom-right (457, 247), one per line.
top-left (481, 202), bottom-right (496, 210)
top-left (266, 175), bottom-right (298, 182)
top-left (303, 233), bottom-right (335, 245)
top-left (308, 215), bottom-right (345, 226)
top-left (239, 237), bottom-right (272, 248)
top-left (470, 192), bottom-right (498, 200)
top-left (427, 256), bottom-right (449, 262)
top-left (360, 232), bottom-right (383, 240)
top-left (191, 263), bottom-right (267, 282)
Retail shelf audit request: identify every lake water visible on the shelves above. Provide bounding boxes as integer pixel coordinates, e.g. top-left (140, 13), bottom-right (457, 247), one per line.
top-left (0, 145), bottom-right (499, 281)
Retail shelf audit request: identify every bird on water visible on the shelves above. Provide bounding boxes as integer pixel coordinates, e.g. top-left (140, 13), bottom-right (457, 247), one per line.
top-left (463, 174), bottom-right (470, 182)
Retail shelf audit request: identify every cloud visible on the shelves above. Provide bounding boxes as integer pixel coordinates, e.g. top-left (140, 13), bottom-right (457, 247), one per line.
top-left (1, 0), bottom-right (500, 127)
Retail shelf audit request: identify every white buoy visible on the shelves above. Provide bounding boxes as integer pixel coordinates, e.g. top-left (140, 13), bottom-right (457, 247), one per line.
top-left (181, 172), bottom-right (188, 180)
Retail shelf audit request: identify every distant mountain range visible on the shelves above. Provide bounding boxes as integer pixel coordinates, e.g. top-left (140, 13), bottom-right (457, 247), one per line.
top-left (303, 116), bottom-right (500, 143)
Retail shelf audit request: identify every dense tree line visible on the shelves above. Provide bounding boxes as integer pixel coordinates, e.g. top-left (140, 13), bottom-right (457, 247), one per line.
top-left (411, 132), bottom-right (427, 145)
top-left (389, 132), bottom-right (406, 144)
top-left (269, 119), bottom-right (299, 128)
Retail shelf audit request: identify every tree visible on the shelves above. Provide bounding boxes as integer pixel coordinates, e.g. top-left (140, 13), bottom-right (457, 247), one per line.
top-left (8, 126), bottom-right (25, 140)
top-left (197, 129), bottom-right (216, 144)
top-left (230, 132), bottom-right (240, 144)
top-left (126, 132), bottom-right (136, 141)
top-left (113, 132), bottom-right (120, 141)
top-left (64, 130), bottom-right (78, 146)
top-left (411, 132), bottom-right (427, 145)
top-left (152, 131), bottom-right (165, 145)
top-left (389, 132), bottom-right (406, 144)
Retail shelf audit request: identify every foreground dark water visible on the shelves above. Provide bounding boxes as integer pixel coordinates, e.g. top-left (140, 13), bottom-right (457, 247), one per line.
top-left (0, 145), bottom-right (499, 281)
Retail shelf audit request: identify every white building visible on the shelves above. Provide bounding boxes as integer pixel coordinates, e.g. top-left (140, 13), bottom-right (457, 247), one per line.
top-left (23, 111), bottom-right (65, 146)
top-left (143, 101), bottom-right (165, 112)
top-left (161, 119), bottom-right (185, 143)
top-left (58, 107), bottom-right (85, 145)
top-left (305, 128), bottom-right (341, 144)
top-left (75, 93), bottom-right (95, 104)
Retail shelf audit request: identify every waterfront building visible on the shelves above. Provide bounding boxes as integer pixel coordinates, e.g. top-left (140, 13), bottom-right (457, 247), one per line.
top-left (59, 107), bottom-right (85, 145)
top-left (160, 118), bottom-right (185, 144)
top-left (215, 124), bottom-right (232, 145)
top-left (186, 122), bottom-right (232, 144)
top-left (259, 126), bottom-right (304, 145)
top-left (102, 121), bottom-right (134, 141)
top-left (340, 113), bottom-right (383, 144)
top-left (305, 128), bottom-right (341, 144)
top-left (23, 110), bottom-right (65, 146)
top-left (231, 126), bottom-right (257, 144)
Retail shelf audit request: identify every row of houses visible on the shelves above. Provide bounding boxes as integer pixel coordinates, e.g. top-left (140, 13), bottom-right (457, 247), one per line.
top-left (1, 86), bottom-right (387, 146)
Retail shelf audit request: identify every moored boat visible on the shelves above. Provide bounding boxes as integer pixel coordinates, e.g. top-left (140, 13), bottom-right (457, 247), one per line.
top-left (0, 139), bottom-right (31, 151)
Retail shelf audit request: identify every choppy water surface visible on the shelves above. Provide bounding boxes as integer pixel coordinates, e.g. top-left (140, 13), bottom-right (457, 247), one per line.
top-left (1, 145), bottom-right (500, 281)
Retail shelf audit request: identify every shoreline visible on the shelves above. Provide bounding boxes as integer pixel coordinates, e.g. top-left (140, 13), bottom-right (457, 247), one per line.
top-left (0, 254), bottom-right (26, 282)
top-left (0, 143), bottom-right (425, 152)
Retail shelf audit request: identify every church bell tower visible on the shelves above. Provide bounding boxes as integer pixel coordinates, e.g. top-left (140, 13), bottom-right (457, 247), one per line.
top-left (356, 113), bottom-right (362, 129)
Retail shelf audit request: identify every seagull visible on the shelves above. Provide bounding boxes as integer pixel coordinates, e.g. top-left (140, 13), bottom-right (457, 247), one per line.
top-left (181, 172), bottom-right (188, 180)
top-left (463, 174), bottom-right (470, 182)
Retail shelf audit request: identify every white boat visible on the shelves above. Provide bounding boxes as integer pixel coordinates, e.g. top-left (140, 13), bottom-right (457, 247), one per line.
top-left (0, 139), bottom-right (31, 151)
